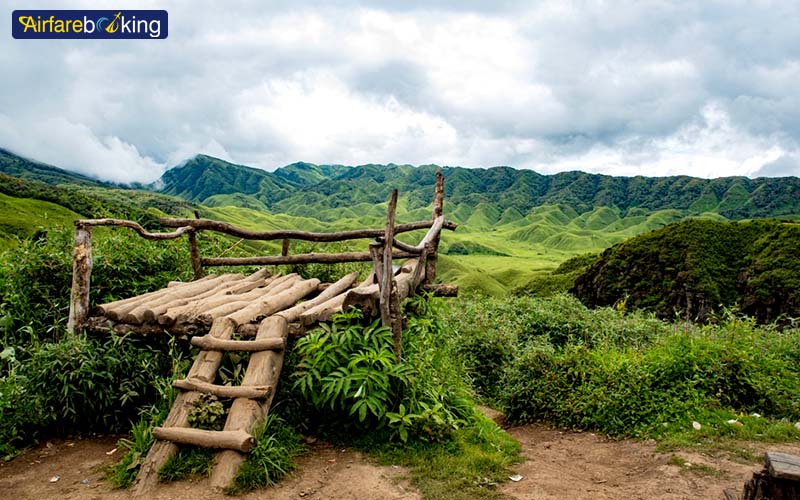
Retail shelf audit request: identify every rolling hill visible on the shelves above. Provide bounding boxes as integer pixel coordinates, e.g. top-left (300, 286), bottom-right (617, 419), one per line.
top-left (2, 148), bottom-right (800, 294)
top-left (571, 219), bottom-right (800, 323)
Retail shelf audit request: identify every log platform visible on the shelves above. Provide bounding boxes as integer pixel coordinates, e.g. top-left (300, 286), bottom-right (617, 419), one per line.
top-left (67, 172), bottom-right (459, 495)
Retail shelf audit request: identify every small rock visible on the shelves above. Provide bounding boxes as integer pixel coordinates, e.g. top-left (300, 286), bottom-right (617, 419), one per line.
top-left (509, 474), bottom-right (523, 482)
top-left (727, 419), bottom-right (743, 426)
top-left (795, 422), bottom-right (800, 430)
top-left (751, 413), bottom-right (761, 418)
top-left (49, 475), bottom-right (60, 483)
top-left (692, 421), bottom-right (702, 430)
top-left (80, 479), bottom-right (90, 485)
top-left (303, 436), bottom-right (317, 445)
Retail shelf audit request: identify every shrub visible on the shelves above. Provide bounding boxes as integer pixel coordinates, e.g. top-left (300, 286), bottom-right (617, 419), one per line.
top-left (291, 296), bottom-right (474, 443)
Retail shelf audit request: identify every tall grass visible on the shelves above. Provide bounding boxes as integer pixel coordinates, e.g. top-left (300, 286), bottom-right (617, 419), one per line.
top-left (444, 293), bottom-right (800, 440)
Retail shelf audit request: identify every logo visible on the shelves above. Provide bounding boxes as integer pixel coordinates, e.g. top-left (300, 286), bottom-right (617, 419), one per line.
top-left (12, 10), bottom-right (168, 39)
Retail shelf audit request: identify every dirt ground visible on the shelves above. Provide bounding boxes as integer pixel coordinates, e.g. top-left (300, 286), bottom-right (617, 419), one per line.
top-left (1, 427), bottom-right (798, 500)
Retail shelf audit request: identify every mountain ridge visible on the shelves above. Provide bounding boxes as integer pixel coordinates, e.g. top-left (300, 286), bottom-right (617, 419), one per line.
top-left (152, 154), bottom-right (800, 223)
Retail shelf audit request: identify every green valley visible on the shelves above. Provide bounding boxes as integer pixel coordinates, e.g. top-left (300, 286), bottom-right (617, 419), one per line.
top-left (1, 149), bottom-right (799, 296)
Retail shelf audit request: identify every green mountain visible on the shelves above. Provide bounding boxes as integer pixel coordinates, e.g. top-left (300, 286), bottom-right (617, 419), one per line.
top-left (3, 148), bottom-right (800, 296)
top-left (157, 155), bottom-right (299, 205)
top-left (0, 148), bottom-right (106, 186)
top-left (571, 219), bottom-right (800, 323)
top-left (155, 157), bottom-right (800, 222)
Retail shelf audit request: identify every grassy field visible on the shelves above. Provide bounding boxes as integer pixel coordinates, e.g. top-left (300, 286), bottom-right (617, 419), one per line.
top-left (0, 192), bottom-right (80, 251)
top-left (0, 187), bottom-right (733, 295)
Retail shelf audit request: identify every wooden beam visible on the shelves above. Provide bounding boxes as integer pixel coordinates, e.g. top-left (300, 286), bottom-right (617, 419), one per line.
top-left (67, 223), bottom-right (93, 334)
top-left (75, 218), bottom-right (192, 240)
top-left (277, 271), bottom-right (359, 323)
top-left (201, 249), bottom-right (417, 267)
top-left (190, 336), bottom-right (285, 352)
top-left (225, 278), bottom-right (320, 326)
top-left (380, 190), bottom-right (397, 332)
top-left (426, 170), bottom-right (446, 284)
top-left (172, 378), bottom-right (272, 399)
top-left (152, 427), bottom-right (255, 452)
top-left (188, 229), bottom-right (204, 280)
top-left (160, 217), bottom-right (456, 242)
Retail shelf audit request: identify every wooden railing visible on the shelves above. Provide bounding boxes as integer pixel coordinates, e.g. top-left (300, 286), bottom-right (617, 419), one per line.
top-left (67, 171), bottom-right (455, 357)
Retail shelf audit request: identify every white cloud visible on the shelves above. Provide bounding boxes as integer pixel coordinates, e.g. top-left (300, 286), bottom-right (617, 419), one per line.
top-left (1, 0), bottom-right (799, 181)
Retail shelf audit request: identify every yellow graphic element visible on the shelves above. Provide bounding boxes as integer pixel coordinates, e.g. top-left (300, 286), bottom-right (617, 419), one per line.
top-left (105, 11), bottom-right (121, 33)
top-left (18, 16), bottom-right (37, 31)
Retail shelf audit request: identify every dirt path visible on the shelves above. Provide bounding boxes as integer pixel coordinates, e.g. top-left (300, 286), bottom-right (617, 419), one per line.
top-left (502, 425), bottom-right (800, 500)
top-left (1, 428), bottom-right (798, 499)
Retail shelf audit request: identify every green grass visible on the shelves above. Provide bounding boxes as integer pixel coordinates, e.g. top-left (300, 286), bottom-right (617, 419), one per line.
top-left (0, 192), bottom-right (79, 250)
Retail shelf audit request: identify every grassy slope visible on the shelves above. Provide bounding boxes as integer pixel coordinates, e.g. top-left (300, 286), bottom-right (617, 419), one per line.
top-left (0, 193), bottom-right (81, 250)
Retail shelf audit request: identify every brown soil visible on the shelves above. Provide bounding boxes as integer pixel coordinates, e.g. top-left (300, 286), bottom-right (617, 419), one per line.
top-left (1, 428), bottom-right (798, 499)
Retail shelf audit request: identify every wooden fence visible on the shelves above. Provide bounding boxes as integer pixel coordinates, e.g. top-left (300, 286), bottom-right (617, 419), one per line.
top-left (67, 171), bottom-right (455, 357)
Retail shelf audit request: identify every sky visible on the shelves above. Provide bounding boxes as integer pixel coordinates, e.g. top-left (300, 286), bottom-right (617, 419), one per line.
top-left (2, 1), bottom-right (800, 183)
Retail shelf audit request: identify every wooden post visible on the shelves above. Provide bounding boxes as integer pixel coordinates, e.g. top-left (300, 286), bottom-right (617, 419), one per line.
top-left (380, 190), bottom-right (404, 359)
top-left (425, 170), bottom-right (444, 284)
top-left (369, 240), bottom-right (383, 285)
top-left (281, 238), bottom-right (290, 257)
top-left (188, 229), bottom-right (204, 280)
top-left (67, 222), bottom-right (92, 334)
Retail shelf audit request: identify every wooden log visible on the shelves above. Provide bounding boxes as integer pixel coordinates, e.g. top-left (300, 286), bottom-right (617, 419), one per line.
top-left (202, 249), bottom-right (417, 267)
top-left (190, 336), bottom-right (285, 352)
top-left (380, 190), bottom-right (398, 333)
top-left (369, 241), bottom-right (384, 286)
top-left (167, 274), bottom-right (218, 288)
top-left (101, 273), bottom-right (238, 321)
top-left (169, 274), bottom-right (293, 325)
top-left (67, 223), bottom-right (93, 334)
top-left (153, 270), bottom-right (273, 325)
top-left (277, 271), bottom-right (359, 323)
top-left (342, 260), bottom-right (423, 320)
top-left (120, 274), bottom-right (244, 324)
top-left (160, 217), bottom-right (457, 241)
top-left (210, 315), bottom-right (288, 490)
top-left (281, 238), bottom-right (290, 257)
top-left (766, 451), bottom-right (800, 481)
top-left (85, 316), bottom-right (203, 337)
top-left (152, 427), bottom-right (255, 452)
top-left (132, 317), bottom-right (236, 496)
top-left (421, 283), bottom-right (459, 297)
top-left (225, 278), bottom-right (320, 326)
top-left (298, 294), bottom-right (347, 326)
top-left (195, 275), bottom-right (299, 325)
top-left (172, 378), bottom-right (273, 399)
top-left (76, 218), bottom-right (192, 240)
top-left (426, 170), bottom-right (445, 284)
top-left (188, 229), bottom-right (204, 280)
top-left (297, 272), bottom-right (374, 326)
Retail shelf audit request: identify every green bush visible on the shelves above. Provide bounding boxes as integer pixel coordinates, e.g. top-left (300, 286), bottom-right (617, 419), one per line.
top-left (445, 294), bottom-right (800, 440)
top-left (291, 296), bottom-right (474, 443)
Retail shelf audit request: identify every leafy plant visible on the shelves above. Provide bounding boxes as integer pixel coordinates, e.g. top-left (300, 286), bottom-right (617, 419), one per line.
top-left (293, 309), bottom-right (412, 426)
top-left (187, 394), bottom-right (226, 431)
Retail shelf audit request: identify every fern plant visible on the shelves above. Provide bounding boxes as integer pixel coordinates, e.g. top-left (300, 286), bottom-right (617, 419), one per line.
top-left (293, 309), bottom-right (412, 425)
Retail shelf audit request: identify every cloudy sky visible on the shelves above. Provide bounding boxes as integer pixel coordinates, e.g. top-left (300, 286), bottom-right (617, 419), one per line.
top-left (2, 1), bottom-right (800, 183)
